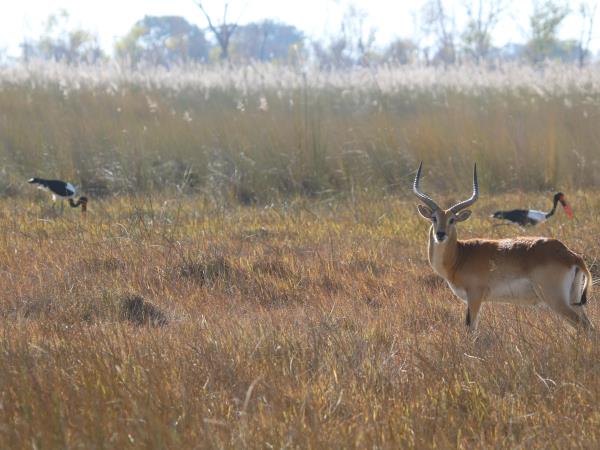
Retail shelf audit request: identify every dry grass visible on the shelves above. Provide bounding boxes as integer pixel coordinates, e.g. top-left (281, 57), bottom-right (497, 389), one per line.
top-left (1, 191), bottom-right (600, 448)
top-left (2, 62), bottom-right (600, 199)
top-left (2, 61), bottom-right (600, 448)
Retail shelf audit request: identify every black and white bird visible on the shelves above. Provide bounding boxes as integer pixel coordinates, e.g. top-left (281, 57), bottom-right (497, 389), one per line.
top-left (492, 192), bottom-right (573, 226)
top-left (28, 178), bottom-right (88, 213)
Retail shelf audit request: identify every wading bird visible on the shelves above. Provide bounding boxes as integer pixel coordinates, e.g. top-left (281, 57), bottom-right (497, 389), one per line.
top-left (413, 163), bottom-right (592, 331)
top-left (28, 178), bottom-right (88, 214)
top-left (492, 192), bottom-right (573, 226)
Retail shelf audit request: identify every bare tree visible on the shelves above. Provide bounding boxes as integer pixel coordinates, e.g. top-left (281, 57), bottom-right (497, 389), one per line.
top-left (313, 4), bottom-right (376, 68)
top-left (421, 0), bottom-right (457, 65)
top-left (194, 1), bottom-right (240, 60)
top-left (577, 1), bottom-right (598, 67)
top-left (526, 0), bottom-right (570, 63)
top-left (461, 0), bottom-right (509, 63)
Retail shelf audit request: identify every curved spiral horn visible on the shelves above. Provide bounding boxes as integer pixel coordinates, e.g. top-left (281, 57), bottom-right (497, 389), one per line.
top-left (412, 162), bottom-right (441, 211)
top-left (450, 163), bottom-right (479, 213)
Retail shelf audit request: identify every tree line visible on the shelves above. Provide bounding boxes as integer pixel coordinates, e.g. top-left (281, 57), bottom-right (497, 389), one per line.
top-left (15, 1), bottom-right (600, 68)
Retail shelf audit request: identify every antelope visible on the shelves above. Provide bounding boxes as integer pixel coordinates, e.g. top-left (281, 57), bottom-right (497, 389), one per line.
top-left (413, 163), bottom-right (593, 331)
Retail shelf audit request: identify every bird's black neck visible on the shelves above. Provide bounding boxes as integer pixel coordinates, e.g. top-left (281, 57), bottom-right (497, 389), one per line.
top-left (545, 197), bottom-right (559, 218)
top-left (69, 197), bottom-right (84, 208)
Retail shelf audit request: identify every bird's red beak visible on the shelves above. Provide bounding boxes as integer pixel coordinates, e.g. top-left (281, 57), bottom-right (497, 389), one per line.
top-left (561, 198), bottom-right (573, 219)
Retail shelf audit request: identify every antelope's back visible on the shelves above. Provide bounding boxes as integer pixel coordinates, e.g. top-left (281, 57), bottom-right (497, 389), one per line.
top-left (458, 237), bottom-right (583, 276)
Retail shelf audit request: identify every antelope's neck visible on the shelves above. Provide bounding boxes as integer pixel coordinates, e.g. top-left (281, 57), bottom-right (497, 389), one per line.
top-left (428, 227), bottom-right (459, 280)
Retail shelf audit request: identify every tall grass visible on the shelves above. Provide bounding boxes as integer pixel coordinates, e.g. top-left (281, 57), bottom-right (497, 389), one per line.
top-left (1, 61), bottom-right (600, 200)
top-left (0, 192), bottom-right (599, 448)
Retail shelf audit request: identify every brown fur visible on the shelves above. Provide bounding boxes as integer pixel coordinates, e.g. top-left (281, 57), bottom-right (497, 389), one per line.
top-left (447, 237), bottom-right (585, 285)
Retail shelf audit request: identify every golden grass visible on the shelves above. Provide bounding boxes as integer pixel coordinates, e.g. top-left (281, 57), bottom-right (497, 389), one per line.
top-left (1, 191), bottom-right (599, 448)
top-left (2, 61), bottom-right (600, 447)
top-left (2, 62), bottom-right (600, 199)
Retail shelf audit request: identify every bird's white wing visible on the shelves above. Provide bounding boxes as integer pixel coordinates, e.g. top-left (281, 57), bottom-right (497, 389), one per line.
top-left (527, 210), bottom-right (546, 223)
top-left (66, 182), bottom-right (76, 196)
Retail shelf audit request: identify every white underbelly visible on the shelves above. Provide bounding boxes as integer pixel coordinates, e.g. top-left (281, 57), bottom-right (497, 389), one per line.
top-left (488, 278), bottom-right (540, 305)
top-left (446, 278), bottom-right (541, 306)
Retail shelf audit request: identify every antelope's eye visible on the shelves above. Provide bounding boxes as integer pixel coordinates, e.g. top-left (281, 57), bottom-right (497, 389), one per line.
top-left (431, 216), bottom-right (437, 222)
top-left (449, 218), bottom-right (455, 224)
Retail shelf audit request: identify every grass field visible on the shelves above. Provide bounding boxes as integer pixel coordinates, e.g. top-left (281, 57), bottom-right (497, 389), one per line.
top-left (1, 62), bottom-right (600, 448)
top-left (0, 191), bottom-right (599, 449)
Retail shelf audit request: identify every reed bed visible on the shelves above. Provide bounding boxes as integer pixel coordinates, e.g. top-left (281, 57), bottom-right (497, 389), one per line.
top-left (0, 62), bottom-right (599, 199)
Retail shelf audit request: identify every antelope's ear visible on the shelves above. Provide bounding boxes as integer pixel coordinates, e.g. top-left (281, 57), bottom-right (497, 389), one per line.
top-left (455, 209), bottom-right (472, 222)
top-left (417, 204), bottom-right (434, 220)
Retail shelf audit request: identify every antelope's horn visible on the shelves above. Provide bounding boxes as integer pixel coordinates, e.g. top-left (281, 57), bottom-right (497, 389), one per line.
top-left (412, 162), bottom-right (441, 211)
top-left (450, 163), bottom-right (479, 213)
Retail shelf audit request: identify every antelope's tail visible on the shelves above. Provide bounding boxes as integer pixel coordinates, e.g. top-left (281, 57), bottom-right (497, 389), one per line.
top-left (572, 260), bottom-right (592, 306)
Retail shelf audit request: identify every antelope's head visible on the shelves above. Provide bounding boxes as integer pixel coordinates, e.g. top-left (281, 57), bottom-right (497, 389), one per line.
top-left (413, 162), bottom-right (479, 243)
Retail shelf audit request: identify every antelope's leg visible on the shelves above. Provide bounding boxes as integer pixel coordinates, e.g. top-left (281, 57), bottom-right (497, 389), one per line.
top-left (466, 290), bottom-right (484, 331)
top-left (549, 301), bottom-right (593, 330)
top-left (535, 271), bottom-right (594, 331)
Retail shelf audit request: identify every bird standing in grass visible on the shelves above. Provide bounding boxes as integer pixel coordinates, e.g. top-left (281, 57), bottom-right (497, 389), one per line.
top-left (28, 178), bottom-right (88, 214)
top-left (492, 192), bottom-right (573, 226)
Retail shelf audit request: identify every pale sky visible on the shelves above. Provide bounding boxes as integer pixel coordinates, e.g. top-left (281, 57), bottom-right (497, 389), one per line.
top-left (0, 1), bottom-right (598, 57)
